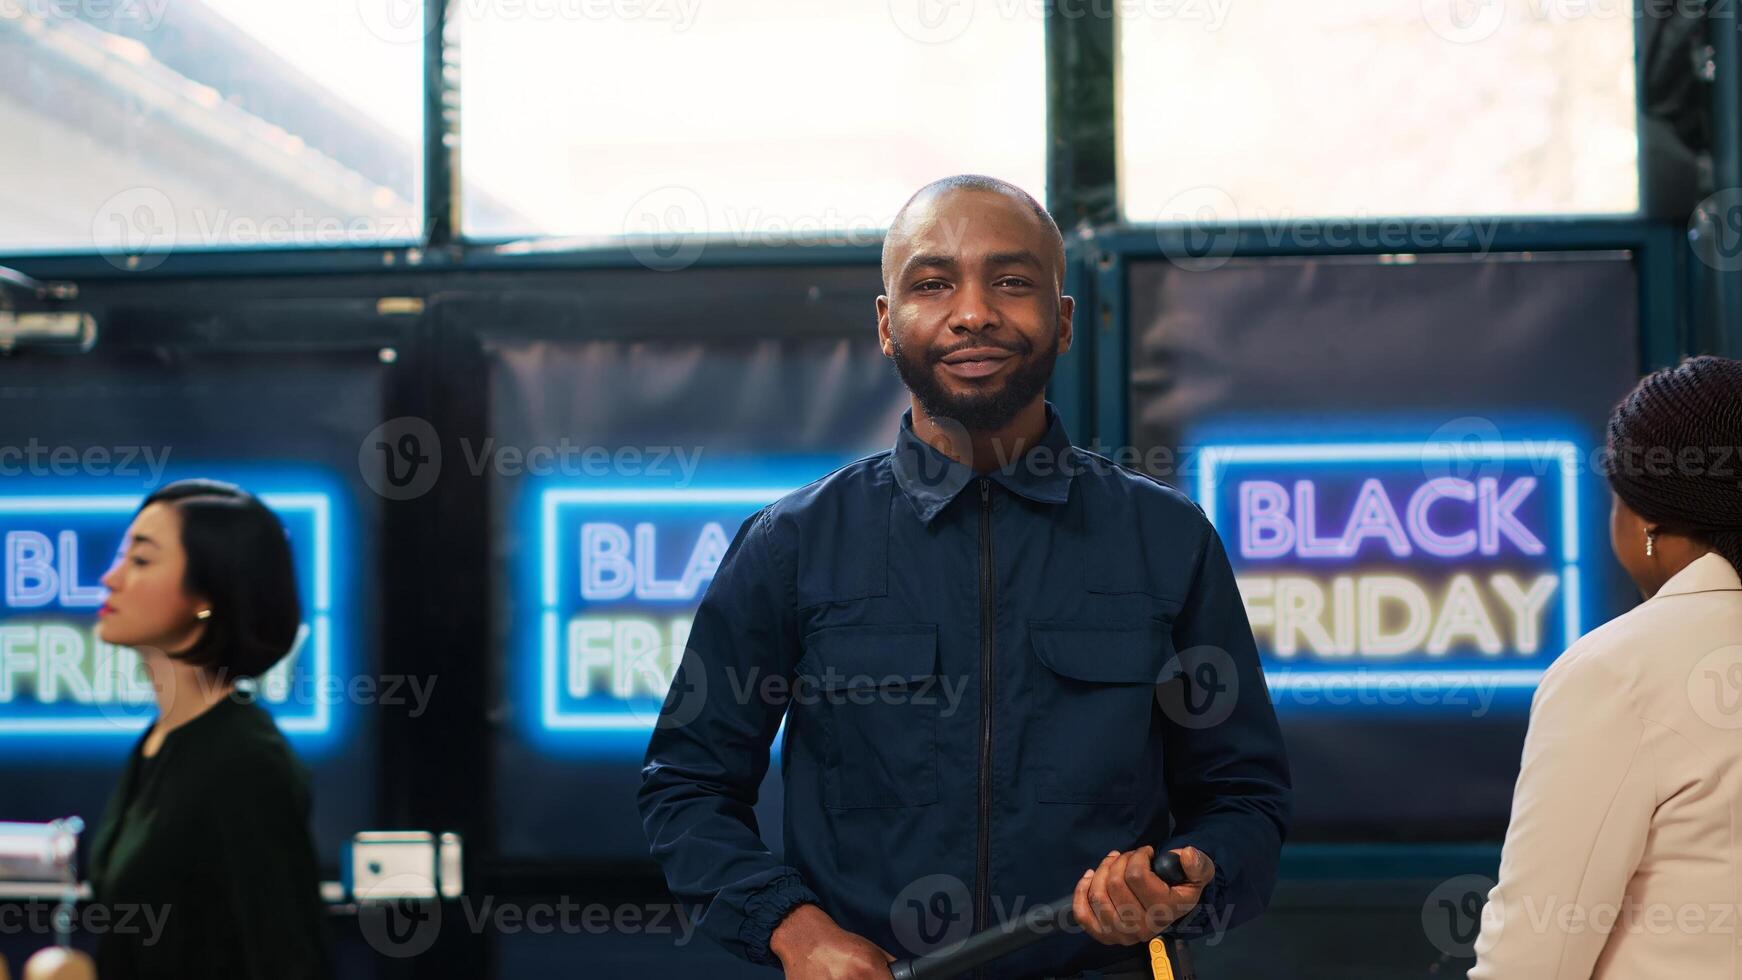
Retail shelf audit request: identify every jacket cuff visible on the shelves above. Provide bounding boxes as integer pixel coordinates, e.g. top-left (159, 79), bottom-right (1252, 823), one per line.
top-left (1161, 842), bottom-right (1230, 941)
top-left (740, 869), bottom-right (823, 966)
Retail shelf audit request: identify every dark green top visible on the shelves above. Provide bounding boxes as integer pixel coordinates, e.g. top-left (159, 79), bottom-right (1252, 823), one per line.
top-left (88, 692), bottom-right (332, 980)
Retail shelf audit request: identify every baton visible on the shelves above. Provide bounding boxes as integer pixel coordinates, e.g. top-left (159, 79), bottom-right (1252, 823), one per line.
top-left (887, 848), bottom-right (1190, 980)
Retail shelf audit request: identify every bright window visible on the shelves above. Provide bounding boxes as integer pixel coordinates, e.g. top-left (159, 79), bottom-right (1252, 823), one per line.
top-left (460, 0), bottom-right (1047, 243)
top-left (0, 0), bottom-right (422, 258)
top-left (1121, 1), bottom-right (1639, 222)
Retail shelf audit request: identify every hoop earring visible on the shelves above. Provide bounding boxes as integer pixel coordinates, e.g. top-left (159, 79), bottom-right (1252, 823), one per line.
top-left (195, 608), bottom-right (212, 621)
top-left (1645, 529), bottom-right (1657, 558)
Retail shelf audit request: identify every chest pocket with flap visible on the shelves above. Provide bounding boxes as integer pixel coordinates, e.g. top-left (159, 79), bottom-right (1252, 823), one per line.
top-left (797, 623), bottom-right (941, 809)
top-left (1028, 620), bottom-right (1172, 804)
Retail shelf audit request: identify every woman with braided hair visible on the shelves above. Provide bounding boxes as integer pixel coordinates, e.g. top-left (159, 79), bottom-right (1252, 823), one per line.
top-left (1604, 355), bottom-right (1742, 597)
top-left (1473, 355), bottom-right (1742, 980)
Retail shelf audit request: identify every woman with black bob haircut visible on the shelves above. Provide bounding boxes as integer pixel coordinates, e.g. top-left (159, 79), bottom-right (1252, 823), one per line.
top-left (88, 479), bottom-right (332, 980)
top-left (1473, 355), bottom-right (1742, 979)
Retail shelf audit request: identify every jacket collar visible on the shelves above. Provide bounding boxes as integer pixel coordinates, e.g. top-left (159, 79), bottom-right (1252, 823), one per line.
top-left (889, 401), bottom-right (1078, 524)
top-left (1654, 551), bottom-right (1742, 599)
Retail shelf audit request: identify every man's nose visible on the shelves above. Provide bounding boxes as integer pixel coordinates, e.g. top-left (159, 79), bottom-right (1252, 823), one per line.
top-left (949, 279), bottom-right (997, 332)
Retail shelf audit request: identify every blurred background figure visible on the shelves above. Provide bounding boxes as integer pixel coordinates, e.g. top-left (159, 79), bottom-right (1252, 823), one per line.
top-left (88, 480), bottom-right (331, 980)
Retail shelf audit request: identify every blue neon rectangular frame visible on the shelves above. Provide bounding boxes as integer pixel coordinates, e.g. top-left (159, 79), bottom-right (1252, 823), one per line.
top-left (1194, 440), bottom-right (1583, 693)
top-left (537, 485), bottom-right (800, 733)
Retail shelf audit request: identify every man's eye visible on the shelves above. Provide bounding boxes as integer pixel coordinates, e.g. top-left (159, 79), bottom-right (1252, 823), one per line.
top-left (914, 280), bottom-right (948, 292)
top-left (997, 277), bottom-right (1033, 288)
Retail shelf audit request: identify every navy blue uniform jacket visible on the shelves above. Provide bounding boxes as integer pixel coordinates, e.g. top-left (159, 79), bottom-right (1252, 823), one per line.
top-left (638, 402), bottom-right (1291, 978)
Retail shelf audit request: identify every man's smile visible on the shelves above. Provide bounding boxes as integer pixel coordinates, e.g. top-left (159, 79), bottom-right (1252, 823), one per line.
top-left (937, 345), bottom-right (1017, 380)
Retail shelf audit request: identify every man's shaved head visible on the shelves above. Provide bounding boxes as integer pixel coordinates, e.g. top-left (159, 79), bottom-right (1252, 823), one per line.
top-left (876, 174), bottom-right (1074, 435)
top-left (881, 174), bottom-right (1066, 293)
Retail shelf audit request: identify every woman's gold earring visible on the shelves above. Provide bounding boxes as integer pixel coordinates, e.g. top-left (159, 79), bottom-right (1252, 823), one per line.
top-left (1645, 530), bottom-right (1657, 558)
top-left (195, 608), bottom-right (212, 620)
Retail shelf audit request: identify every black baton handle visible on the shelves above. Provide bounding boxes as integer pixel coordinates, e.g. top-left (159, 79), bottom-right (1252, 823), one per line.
top-left (887, 849), bottom-right (1188, 980)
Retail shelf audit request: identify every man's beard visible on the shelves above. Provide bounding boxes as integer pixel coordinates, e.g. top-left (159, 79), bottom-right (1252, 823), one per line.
top-left (889, 329), bottom-right (1058, 432)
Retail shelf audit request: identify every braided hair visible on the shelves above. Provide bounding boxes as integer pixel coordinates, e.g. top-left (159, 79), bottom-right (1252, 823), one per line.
top-left (1604, 355), bottom-right (1742, 573)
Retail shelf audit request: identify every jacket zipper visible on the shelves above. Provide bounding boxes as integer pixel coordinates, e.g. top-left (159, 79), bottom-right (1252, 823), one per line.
top-left (975, 477), bottom-right (994, 966)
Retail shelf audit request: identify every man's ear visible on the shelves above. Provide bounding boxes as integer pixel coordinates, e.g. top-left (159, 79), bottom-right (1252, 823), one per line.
top-left (1057, 294), bottom-right (1075, 356)
top-left (876, 295), bottom-right (894, 358)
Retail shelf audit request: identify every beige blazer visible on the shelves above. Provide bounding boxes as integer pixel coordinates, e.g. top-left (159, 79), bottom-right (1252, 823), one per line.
top-left (1471, 552), bottom-right (1742, 979)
